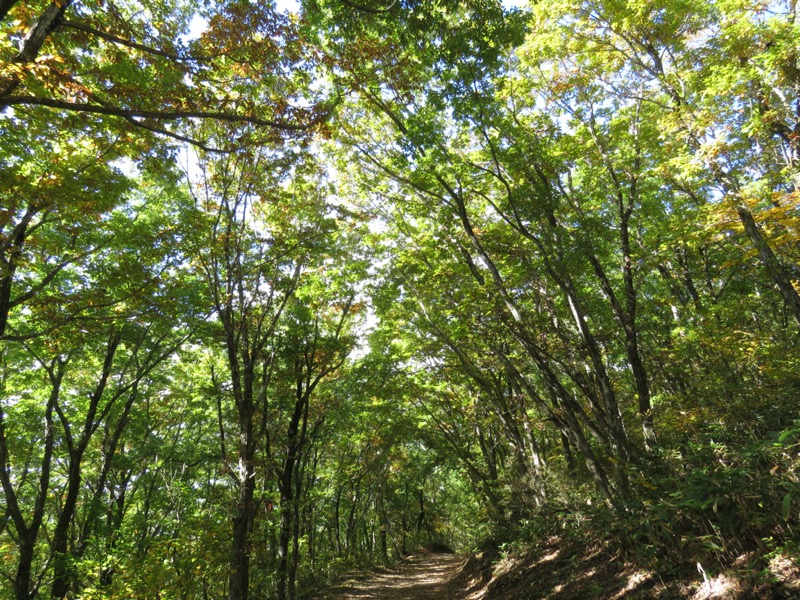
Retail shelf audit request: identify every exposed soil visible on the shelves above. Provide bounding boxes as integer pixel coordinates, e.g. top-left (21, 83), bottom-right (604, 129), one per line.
top-left (464, 537), bottom-right (800, 600)
top-left (307, 552), bottom-right (468, 600)
top-left (308, 538), bottom-right (800, 599)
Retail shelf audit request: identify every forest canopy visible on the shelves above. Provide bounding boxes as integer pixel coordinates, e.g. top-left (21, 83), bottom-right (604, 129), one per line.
top-left (1, 0), bottom-right (799, 598)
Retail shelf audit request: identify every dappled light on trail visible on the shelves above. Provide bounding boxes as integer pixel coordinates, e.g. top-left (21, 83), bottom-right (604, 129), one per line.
top-left (309, 553), bottom-right (466, 600)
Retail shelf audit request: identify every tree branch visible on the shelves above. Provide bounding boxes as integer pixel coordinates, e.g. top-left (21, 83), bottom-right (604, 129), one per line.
top-left (0, 0), bottom-right (20, 24)
top-left (0, 96), bottom-right (324, 131)
top-left (61, 19), bottom-right (218, 63)
top-left (339, 0), bottom-right (397, 15)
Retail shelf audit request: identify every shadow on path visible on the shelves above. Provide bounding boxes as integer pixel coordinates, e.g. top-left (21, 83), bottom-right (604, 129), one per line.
top-left (308, 553), bottom-right (466, 600)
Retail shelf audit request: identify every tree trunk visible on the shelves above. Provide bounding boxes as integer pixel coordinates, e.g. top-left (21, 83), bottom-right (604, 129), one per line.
top-left (50, 455), bottom-right (84, 599)
top-left (288, 461), bottom-right (303, 600)
top-left (227, 355), bottom-right (256, 600)
top-left (276, 389), bottom-right (307, 600)
top-left (15, 531), bottom-right (36, 600)
top-left (619, 205), bottom-right (656, 450)
top-left (736, 202), bottom-right (800, 327)
top-left (1, 361), bottom-right (63, 600)
top-left (334, 486), bottom-right (342, 554)
top-left (416, 488), bottom-right (425, 533)
top-left (276, 482), bottom-right (293, 600)
top-left (228, 412), bottom-right (255, 600)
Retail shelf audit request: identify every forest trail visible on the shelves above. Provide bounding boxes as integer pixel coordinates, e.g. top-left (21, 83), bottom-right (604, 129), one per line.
top-left (308, 552), bottom-right (468, 600)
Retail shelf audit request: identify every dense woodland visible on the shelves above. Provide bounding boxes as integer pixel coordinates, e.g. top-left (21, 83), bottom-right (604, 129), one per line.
top-left (1, 0), bottom-right (800, 598)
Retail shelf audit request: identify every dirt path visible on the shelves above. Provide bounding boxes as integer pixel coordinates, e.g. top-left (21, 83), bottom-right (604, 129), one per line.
top-left (308, 553), bottom-right (467, 600)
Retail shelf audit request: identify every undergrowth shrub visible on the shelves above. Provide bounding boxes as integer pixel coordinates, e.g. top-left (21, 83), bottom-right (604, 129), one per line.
top-left (610, 419), bottom-right (800, 571)
top-left (501, 419), bottom-right (800, 577)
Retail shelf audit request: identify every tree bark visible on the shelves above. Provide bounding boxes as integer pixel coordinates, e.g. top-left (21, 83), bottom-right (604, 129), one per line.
top-left (0, 0), bottom-right (20, 24)
top-left (0, 209), bottom-right (35, 339)
top-left (736, 202), bottom-right (800, 327)
top-left (15, 531), bottom-right (37, 600)
top-left (0, 0), bottom-right (71, 99)
top-left (276, 378), bottom-right (308, 600)
top-left (224, 302), bottom-right (258, 600)
top-left (228, 435), bottom-right (255, 600)
top-left (2, 360), bottom-right (64, 600)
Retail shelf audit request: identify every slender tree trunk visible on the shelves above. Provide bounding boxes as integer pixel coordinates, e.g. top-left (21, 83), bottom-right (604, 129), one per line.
top-left (75, 388), bottom-right (139, 562)
top-left (15, 531), bottom-right (37, 600)
top-left (228, 409), bottom-right (255, 600)
top-left (2, 360), bottom-right (63, 600)
top-left (0, 210), bottom-right (34, 339)
top-left (736, 202), bottom-right (800, 326)
top-left (51, 333), bottom-right (121, 598)
top-left (618, 205), bottom-right (656, 450)
top-left (416, 488), bottom-right (425, 533)
top-left (443, 174), bottom-right (630, 495)
top-left (288, 461), bottom-right (303, 600)
top-left (346, 484), bottom-right (360, 555)
top-left (98, 477), bottom-right (128, 587)
top-left (560, 432), bottom-right (576, 476)
top-left (561, 275), bottom-right (631, 491)
top-left (380, 525), bottom-right (388, 563)
top-left (223, 297), bottom-right (262, 600)
top-left (50, 455), bottom-right (83, 599)
top-left (276, 391), bottom-right (306, 600)
top-left (227, 350), bottom-right (256, 600)
top-left (586, 108), bottom-right (657, 451)
top-left (334, 487), bottom-right (342, 554)
top-left (276, 480), bottom-right (293, 600)
top-left (401, 509), bottom-right (407, 556)
top-left (504, 354), bottom-right (616, 505)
